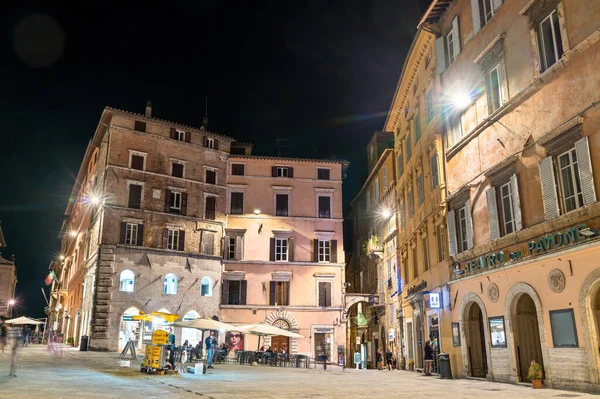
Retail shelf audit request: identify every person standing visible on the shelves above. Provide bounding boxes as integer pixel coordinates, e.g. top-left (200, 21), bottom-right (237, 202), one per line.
top-left (424, 340), bottom-right (434, 376)
top-left (205, 331), bottom-right (216, 369)
top-left (376, 349), bottom-right (383, 371)
top-left (8, 325), bottom-right (19, 377)
top-left (0, 322), bottom-right (7, 354)
top-left (385, 349), bottom-right (393, 371)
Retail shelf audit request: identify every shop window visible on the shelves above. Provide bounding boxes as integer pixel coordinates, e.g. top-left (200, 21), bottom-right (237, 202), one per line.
top-left (549, 309), bottom-right (578, 348)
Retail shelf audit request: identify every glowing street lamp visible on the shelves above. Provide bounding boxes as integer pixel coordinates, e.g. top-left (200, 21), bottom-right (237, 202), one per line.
top-left (253, 209), bottom-right (261, 215)
top-left (59, 255), bottom-right (65, 260)
top-left (381, 209), bottom-right (392, 219)
top-left (70, 230), bottom-right (77, 238)
top-left (450, 90), bottom-right (472, 112)
top-left (89, 194), bottom-right (101, 205)
top-left (8, 299), bottom-right (15, 306)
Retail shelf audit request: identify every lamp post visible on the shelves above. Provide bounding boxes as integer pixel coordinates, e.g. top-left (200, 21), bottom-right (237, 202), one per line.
top-left (7, 299), bottom-right (15, 318)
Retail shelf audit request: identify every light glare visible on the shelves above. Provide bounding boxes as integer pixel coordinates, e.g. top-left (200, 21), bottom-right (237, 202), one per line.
top-left (451, 91), bottom-right (471, 111)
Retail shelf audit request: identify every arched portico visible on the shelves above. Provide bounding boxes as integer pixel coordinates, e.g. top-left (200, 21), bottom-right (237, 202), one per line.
top-left (579, 268), bottom-right (600, 385)
top-left (263, 310), bottom-right (299, 354)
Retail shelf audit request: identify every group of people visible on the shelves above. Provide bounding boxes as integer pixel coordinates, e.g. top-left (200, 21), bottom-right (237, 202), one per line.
top-left (376, 337), bottom-right (437, 375)
top-left (376, 349), bottom-right (397, 371)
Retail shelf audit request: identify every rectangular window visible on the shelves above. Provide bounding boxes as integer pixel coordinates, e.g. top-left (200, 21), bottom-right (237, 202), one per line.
top-left (488, 63), bottom-right (504, 113)
top-left (417, 174), bottom-right (424, 205)
top-left (205, 169), bottom-right (216, 185)
top-left (125, 223), bottom-right (138, 245)
top-left (167, 229), bottom-right (179, 250)
top-left (170, 191), bottom-right (182, 211)
top-left (201, 232), bottom-right (214, 256)
top-left (500, 182), bottom-right (516, 235)
top-left (275, 238), bottom-right (288, 261)
top-left (128, 184), bottom-right (142, 209)
top-left (230, 192), bottom-right (244, 215)
top-left (422, 236), bottom-right (430, 271)
top-left (446, 30), bottom-right (456, 64)
top-left (387, 258), bottom-right (392, 281)
top-left (276, 194), bottom-right (289, 216)
top-left (431, 154), bottom-right (439, 189)
top-left (539, 9), bottom-right (564, 72)
top-left (171, 162), bottom-right (184, 178)
top-left (437, 225), bottom-right (446, 261)
top-left (405, 135), bottom-right (411, 161)
top-left (318, 281), bottom-right (332, 307)
top-left (426, 89), bottom-right (434, 122)
top-left (318, 240), bottom-right (331, 262)
top-left (228, 237), bottom-right (236, 260)
top-left (408, 190), bottom-right (414, 218)
top-left (382, 166), bottom-right (388, 190)
top-left (549, 309), bottom-right (579, 348)
top-left (398, 153), bottom-right (403, 177)
top-left (205, 137), bottom-right (215, 149)
top-left (458, 205), bottom-right (468, 253)
top-left (130, 155), bottom-right (144, 171)
top-left (481, 0), bottom-right (495, 24)
top-left (177, 130), bottom-right (186, 142)
top-left (412, 244), bottom-right (418, 279)
top-left (558, 148), bottom-right (583, 212)
top-left (231, 163), bottom-right (245, 176)
top-left (134, 121), bottom-right (146, 132)
top-left (277, 167), bottom-right (289, 177)
top-left (374, 178), bottom-right (380, 202)
top-left (205, 196), bottom-right (216, 220)
top-left (318, 196), bottom-right (331, 218)
top-left (399, 201), bottom-right (406, 229)
top-left (227, 280), bottom-right (241, 305)
top-left (270, 281), bottom-right (290, 306)
top-left (414, 114), bottom-right (420, 142)
top-left (449, 115), bottom-right (464, 147)
top-left (317, 168), bottom-right (330, 180)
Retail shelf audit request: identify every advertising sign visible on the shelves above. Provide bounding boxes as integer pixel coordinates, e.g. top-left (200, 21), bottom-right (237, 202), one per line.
top-left (429, 292), bottom-right (441, 309)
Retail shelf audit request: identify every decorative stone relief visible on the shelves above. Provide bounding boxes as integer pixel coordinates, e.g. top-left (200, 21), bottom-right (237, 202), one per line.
top-left (548, 269), bottom-right (566, 293)
top-left (487, 283), bottom-right (499, 303)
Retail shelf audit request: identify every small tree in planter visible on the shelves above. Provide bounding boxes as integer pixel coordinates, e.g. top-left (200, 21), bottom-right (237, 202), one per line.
top-left (67, 337), bottom-right (75, 347)
top-left (527, 360), bottom-right (544, 389)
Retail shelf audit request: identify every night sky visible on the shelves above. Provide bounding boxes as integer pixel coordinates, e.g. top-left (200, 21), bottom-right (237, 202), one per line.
top-left (2, 0), bottom-right (428, 318)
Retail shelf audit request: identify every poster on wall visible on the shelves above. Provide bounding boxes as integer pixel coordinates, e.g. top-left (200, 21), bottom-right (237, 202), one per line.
top-left (489, 316), bottom-right (507, 348)
top-left (452, 322), bottom-right (461, 347)
top-left (225, 331), bottom-right (244, 351)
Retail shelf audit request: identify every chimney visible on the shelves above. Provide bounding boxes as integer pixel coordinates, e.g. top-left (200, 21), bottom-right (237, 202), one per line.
top-left (145, 100), bottom-right (152, 118)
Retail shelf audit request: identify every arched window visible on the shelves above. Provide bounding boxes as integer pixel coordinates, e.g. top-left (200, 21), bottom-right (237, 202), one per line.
top-left (201, 277), bottom-right (212, 297)
top-left (164, 273), bottom-right (178, 295)
top-left (119, 269), bottom-right (135, 292)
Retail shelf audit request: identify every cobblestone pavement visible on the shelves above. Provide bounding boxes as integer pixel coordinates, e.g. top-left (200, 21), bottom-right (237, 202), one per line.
top-left (0, 346), bottom-right (596, 398)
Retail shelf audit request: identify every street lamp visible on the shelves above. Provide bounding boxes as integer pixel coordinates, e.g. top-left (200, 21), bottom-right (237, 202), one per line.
top-left (59, 255), bottom-right (65, 260)
top-left (451, 90), bottom-right (472, 112)
top-left (8, 299), bottom-right (15, 306)
top-left (381, 209), bottom-right (392, 219)
top-left (69, 230), bottom-right (77, 238)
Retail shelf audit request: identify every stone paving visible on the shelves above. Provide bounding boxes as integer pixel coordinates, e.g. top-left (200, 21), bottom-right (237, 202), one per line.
top-left (0, 345), bottom-right (596, 398)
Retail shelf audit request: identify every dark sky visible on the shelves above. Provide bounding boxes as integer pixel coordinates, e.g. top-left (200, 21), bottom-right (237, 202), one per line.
top-left (1, 0), bottom-right (428, 318)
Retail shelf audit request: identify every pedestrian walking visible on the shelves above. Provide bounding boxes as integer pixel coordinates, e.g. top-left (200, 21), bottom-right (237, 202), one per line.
top-left (385, 349), bottom-right (393, 370)
top-left (8, 326), bottom-right (20, 377)
top-left (424, 340), bottom-right (434, 376)
top-left (0, 321), bottom-right (7, 354)
top-left (376, 349), bottom-right (383, 370)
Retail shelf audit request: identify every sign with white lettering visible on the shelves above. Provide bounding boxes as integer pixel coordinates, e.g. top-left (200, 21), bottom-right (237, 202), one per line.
top-left (429, 292), bottom-right (441, 309)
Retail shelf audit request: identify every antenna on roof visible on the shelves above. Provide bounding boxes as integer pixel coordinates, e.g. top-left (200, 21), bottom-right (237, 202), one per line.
top-left (201, 97), bottom-right (209, 131)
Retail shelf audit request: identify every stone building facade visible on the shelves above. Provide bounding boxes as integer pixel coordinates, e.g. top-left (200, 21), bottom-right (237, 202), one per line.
top-left (419, 0), bottom-right (600, 391)
top-left (220, 152), bottom-right (349, 364)
top-left (51, 103), bottom-right (231, 351)
top-left (0, 224), bottom-right (17, 318)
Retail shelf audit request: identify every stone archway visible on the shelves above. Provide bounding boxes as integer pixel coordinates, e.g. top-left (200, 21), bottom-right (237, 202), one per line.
top-left (504, 283), bottom-right (550, 384)
top-left (264, 310), bottom-right (299, 354)
top-left (458, 293), bottom-right (492, 379)
top-left (579, 268), bottom-right (600, 385)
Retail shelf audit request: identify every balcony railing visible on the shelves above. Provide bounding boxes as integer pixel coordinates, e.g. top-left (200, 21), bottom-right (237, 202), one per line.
top-left (366, 235), bottom-right (383, 259)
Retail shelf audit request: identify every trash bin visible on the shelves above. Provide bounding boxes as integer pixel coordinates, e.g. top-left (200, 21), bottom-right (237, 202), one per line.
top-left (80, 335), bottom-right (89, 351)
top-left (438, 353), bottom-right (452, 379)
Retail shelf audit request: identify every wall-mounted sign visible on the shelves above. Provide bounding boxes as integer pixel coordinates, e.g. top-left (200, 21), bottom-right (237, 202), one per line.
top-left (463, 224), bottom-right (586, 274)
top-left (428, 292), bottom-right (441, 309)
top-left (316, 328), bottom-right (334, 333)
top-left (388, 329), bottom-right (395, 341)
top-left (406, 280), bottom-right (427, 296)
top-left (356, 336), bottom-right (361, 345)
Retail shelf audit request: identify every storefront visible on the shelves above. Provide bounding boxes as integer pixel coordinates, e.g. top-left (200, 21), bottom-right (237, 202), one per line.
top-left (449, 223), bottom-right (600, 392)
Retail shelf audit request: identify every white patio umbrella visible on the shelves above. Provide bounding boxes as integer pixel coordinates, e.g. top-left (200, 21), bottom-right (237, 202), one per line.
top-left (5, 316), bottom-right (44, 325)
top-left (171, 318), bottom-right (243, 332)
top-left (238, 323), bottom-right (304, 350)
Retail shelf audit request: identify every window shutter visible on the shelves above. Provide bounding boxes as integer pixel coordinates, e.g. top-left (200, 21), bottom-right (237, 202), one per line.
top-left (465, 200), bottom-right (474, 249)
top-left (170, 128), bottom-right (177, 139)
top-left (435, 37), bottom-right (447, 74)
top-left (137, 224), bottom-right (144, 246)
top-left (539, 157), bottom-right (560, 220)
top-left (318, 282), bottom-right (326, 307)
top-left (492, 0), bottom-right (503, 12)
top-left (207, 233), bottom-right (214, 255)
top-left (452, 16), bottom-right (461, 55)
top-left (288, 238), bottom-right (295, 262)
top-left (325, 282), bottom-right (332, 307)
top-left (203, 136), bottom-right (208, 147)
top-left (165, 189), bottom-right (171, 213)
top-left (162, 228), bottom-right (169, 249)
top-left (272, 166), bottom-right (277, 177)
top-left (178, 230), bottom-right (185, 251)
top-left (313, 239), bottom-right (319, 262)
top-left (510, 174), bottom-right (523, 231)
top-left (575, 136), bottom-right (597, 205)
top-left (185, 131), bottom-right (191, 143)
top-left (222, 281), bottom-right (229, 305)
top-left (240, 280), bottom-right (247, 305)
top-left (285, 282), bottom-right (290, 306)
top-left (288, 167), bottom-right (294, 178)
top-left (447, 210), bottom-right (458, 256)
top-left (269, 238), bottom-right (276, 261)
top-left (269, 281), bottom-right (276, 305)
top-left (120, 222), bottom-right (127, 244)
top-left (214, 139), bottom-right (219, 150)
top-left (470, 0), bottom-right (481, 34)
top-left (223, 236), bottom-right (231, 259)
top-left (486, 187), bottom-right (500, 240)
top-left (181, 193), bottom-right (188, 216)
top-left (331, 240), bottom-right (338, 263)
top-left (235, 236), bottom-right (243, 260)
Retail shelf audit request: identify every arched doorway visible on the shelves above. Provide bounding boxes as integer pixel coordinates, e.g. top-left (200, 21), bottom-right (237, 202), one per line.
top-left (465, 302), bottom-right (487, 377)
top-left (513, 294), bottom-right (543, 382)
top-left (181, 310), bottom-right (202, 345)
top-left (270, 319), bottom-right (290, 353)
top-left (119, 307), bottom-right (141, 350)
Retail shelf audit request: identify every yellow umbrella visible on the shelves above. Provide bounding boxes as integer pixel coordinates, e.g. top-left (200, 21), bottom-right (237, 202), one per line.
top-left (150, 311), bottom-right (180, 323)
top-left (132, 314), bottom-right (153, 321)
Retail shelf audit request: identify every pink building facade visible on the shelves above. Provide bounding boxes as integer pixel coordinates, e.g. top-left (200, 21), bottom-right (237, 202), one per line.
top-left (221, 153), bottom-right (349, 365)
